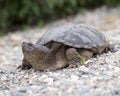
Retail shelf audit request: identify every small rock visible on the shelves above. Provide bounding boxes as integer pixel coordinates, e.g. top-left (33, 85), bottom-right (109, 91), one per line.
top-left (111, 90), bottom-right (120, 95)
top-left (39, 75), bottom-right (54, 85)
top-left (1, 75), bottom-right (7, 81)
top-left (0, 83), bottom-right (9, 90)
top-left (70, 75), bottom-right (79, 80)
top-left (39, 75), bottom-right (48, 82)
top-left (44, 78), bottom-right (54, 85)
top-left (79, 66), bottom-right (89, 72)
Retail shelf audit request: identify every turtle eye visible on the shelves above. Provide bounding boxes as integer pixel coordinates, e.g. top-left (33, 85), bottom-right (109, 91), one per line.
top-left (27, 42), bottom-right (33, 46)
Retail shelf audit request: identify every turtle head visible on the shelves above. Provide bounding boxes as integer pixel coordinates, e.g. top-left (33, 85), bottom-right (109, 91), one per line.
top-left (22, 42), bottom-right (50, 65)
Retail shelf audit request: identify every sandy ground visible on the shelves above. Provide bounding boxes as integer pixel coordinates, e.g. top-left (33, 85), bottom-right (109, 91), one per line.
top-left (0, 6), bottom-right (120, 96)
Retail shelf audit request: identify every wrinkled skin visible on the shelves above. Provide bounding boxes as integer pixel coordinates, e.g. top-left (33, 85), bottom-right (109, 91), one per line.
top-left (21, 42), bottom-right (68, 71)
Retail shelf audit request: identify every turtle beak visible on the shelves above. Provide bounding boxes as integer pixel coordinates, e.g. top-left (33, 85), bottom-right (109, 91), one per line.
top-left (22, 42), bottom-right (35, 51)
top-left (23, 42), bottom-right (33, 46)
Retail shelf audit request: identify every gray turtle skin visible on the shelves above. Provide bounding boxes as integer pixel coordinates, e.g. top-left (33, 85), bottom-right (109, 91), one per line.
top-left (20, 23), bottom-right (110, 71)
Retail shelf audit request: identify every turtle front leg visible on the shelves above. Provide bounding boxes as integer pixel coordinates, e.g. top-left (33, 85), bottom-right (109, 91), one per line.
top-left (18, 58), bottom-right (32, 70)
top-left (66, 48), bottom-right (81, 68)
top-left (77, 48), bottom-right (93, 63)
top-left (66, 48), bottom-right (93, 68)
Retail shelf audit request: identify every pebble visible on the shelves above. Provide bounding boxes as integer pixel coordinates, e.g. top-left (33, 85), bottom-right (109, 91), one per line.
top-left (39, 75), bottom-right (48, 82)
top-left (1, 75), bottom-right (7, 81)
top-left (70, 75), bottom-right (79, 80)
top-left (79, 66), bottom-right (89, 72)
top-left (44, 77), bottom-right (54, 85)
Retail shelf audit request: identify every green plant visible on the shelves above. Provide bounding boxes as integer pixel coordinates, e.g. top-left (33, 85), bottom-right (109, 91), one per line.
top-left (0, 0), bottom-right (120, 35)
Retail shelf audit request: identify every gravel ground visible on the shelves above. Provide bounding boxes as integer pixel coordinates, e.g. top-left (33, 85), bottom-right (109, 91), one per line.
top-left (0, 7), bottom-right (120, 96)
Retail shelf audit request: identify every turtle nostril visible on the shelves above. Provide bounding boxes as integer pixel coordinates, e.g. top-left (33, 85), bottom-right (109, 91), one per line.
top-left (22, 42), bottom-right (33, 47)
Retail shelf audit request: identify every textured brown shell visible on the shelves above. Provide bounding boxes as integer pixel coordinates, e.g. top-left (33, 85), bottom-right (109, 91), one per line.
top-left (37, 23), bottom-right (107, 49)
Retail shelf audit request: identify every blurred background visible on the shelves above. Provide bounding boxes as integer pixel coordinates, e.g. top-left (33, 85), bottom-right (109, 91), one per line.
top-left (0, 0), bottom-right (120, 35)
top-left (0, 1), bottom-right (120, 95)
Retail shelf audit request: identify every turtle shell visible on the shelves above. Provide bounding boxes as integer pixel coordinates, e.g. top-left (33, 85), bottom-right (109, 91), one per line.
top-left (37, 23), bottom-right (107, 49)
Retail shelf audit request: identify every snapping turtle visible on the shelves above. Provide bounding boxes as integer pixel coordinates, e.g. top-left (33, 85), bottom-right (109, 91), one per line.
top-left (20, 23), bottom-right (111, 71)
